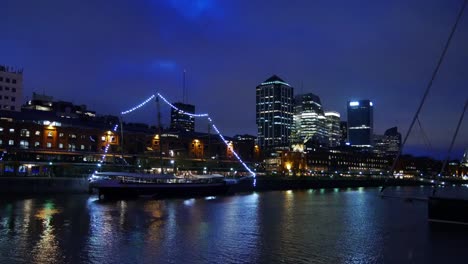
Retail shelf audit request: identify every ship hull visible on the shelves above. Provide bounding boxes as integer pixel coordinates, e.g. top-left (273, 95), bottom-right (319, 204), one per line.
top-left (91, 181), bottom-right (232, 199)
top-left (428, 196), bottom-right (468, 226)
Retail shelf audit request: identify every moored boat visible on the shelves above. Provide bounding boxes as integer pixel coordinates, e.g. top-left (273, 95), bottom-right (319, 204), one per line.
top-left (89, 171), bottom-right (238, 199)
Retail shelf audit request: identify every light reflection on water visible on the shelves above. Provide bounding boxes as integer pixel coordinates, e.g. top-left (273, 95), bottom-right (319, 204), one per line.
top-left (32, 200), bottom-right (61, 264)
top-left (0, 187), bottom-right (468, 264)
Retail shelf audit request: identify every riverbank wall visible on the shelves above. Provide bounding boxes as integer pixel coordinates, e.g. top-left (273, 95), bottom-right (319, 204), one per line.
top-left (0, 177), bottom-right (89, 194)
top-left (0, 176), bottom-right (435, 195)
top-left (231, 177), bottom-right (431, 193)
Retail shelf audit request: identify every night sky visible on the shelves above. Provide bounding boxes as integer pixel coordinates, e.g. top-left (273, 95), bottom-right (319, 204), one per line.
top-left (1, 0), bottom-right (467, 159)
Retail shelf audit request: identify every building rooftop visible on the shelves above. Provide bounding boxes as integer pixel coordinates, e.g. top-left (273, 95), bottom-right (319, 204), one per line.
top-left (0, 65), bottom-right (23, 74)
top-left (260, 74), bottom-right (290, 86)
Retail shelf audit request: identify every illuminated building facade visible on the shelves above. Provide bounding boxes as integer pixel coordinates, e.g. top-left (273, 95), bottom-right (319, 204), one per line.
top-left (374, 127), bottom-right (401, 156)
top-left (170, 102), bottom-right (195, 132)
top-left (256, 75), bottom-right (294, 151)
top-left (0, 65), bottom-right (23, 112)
top-left (347, 100), bottom-right (373, 148)
top-left (23, 92), bottom-right (96, 119)
top-left (292, 93), bottom-right (328, 147)
top-left (340, 121), bottom-right (348, 146)
top-left (0, 107), bottom-right (259, 176)
top-left (463, 149), bottom-right (468, 167)
top-left (324, 111), bottom-right (341, 147)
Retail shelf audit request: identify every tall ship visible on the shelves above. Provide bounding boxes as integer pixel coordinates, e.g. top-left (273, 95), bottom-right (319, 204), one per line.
top-left (89, 171), bottom-right (242, 199)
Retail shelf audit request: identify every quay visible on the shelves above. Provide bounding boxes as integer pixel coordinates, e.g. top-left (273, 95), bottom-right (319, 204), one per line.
top-left (0, 176), bottom-right (442, 195)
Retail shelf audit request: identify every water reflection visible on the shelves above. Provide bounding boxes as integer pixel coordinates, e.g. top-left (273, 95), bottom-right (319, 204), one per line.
top-left (32, 200), bottom-right (61, 264)
top-left (1, 188), bottom-right (468, 264)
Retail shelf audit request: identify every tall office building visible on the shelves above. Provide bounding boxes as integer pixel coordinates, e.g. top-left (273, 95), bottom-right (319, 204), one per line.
top-left (170, 102), bottom-right (195, 132)
top-left (0, 65), bottom-right (23, 112)
top-left (325, 111), bottom-right (341, 147)
top-left (383, 127), bottom-right (401, 155)
top-left (347, 100), bottom-right (373, 148)
top-left (291, 93), bottom-right (328, 147)
top-left (462, 149), bottom-right (468, 167)
top-left (373, 127), bottom-right (401, 156)
top-left (256, 75), bottom-right (294, 151)
top-left (340, 121), bottom-right (348, 146)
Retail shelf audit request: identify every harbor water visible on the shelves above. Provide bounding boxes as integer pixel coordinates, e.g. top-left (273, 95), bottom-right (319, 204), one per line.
top-left (1, 186), bottom-right (468, 264)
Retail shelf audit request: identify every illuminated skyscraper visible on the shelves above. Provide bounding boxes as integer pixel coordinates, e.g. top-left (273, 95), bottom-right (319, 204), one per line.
top-left (170, 102), bottom-right (195, 132)
top-left (373, 127), bottom-right (402, 156)
top-left (462, 149), bottom-right (468, 167)
top-left (340, 121), bottom-right (348, 146)
top-left (325, 111), bottom-right (341, 147)
top-left (256, 75), bottom-right (294, 151)
top-left (292, 93), bottom-right (328, 147)
top-left (347, 100), bottom-right (373, 148)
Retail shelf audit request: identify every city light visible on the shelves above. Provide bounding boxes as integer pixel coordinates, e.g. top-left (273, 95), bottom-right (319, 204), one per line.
top-left (121, 95), bottom-right (156, 115)
top-left (97, 124), bottom-right (119, 167)
top-left (349, 101), bottom-right (359, 106)
top-left (118, 93), bottom-right (256, 177)
top-left (157, 93), bottom-right (209, 117)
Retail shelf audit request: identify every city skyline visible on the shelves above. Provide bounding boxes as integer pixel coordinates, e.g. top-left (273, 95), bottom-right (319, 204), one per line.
top-left (1, 0), bottom-right (467, 159)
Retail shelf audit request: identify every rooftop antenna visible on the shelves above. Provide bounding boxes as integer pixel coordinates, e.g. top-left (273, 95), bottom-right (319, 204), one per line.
top-left (183, 69), bottom-right (187, 103)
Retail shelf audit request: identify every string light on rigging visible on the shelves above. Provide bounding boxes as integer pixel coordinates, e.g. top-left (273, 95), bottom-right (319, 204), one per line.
top-left (97, 124), bottom-right (119, 167)
top-left (156, 93), bottom-right (256, 177)
top-left (118, 93), bottom-right (256, 178)
top-left (121, 95), bottom-right (156, 115)
top-left (157, 93), bottom-right (209, 117)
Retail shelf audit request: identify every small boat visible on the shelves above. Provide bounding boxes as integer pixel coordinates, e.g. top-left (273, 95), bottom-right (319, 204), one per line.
top-left (89, 171), bottom-right (238, 199)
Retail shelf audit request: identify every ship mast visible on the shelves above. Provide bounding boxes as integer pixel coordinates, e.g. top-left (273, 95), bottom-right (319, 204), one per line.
top-left (433, 99), bottom-right (467, 195)
top-left (381, 0), bottom-right (467, 193)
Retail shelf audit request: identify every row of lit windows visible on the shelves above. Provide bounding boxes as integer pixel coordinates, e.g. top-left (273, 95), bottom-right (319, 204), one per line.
top-left (0, 127), bottom-right (115, 142)
top-left (0, 139), bottom-right (93, 151)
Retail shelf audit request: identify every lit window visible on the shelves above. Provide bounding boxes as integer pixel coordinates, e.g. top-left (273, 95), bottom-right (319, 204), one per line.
top-left (19, 140), bottom-right (29, 149)
top-left (80, 145), bottom-right (85, 150)
top-left (9, 128), bottom-right (14, 133)
top-left (59, 143), bottom-right (63, 149)
top-left (59, 133), bottom-right (64, 137)
top-left (35, 131), bottom-right (40, 136)
top-left (20, 129), bottom-right (30, 137)
top-left (34, 142), bottom-right (40, 147)
top-left (101, 136), bottom-right (106, 142)
top-left (47, 131), bottom-right (53, 137)
top-left (69, 134), bottom-right (77, 138)
top-left (0, 140), bottom-right (2, 145)
top-left (0, 127), bottom-right (3, 132)
top-left (46, 142), bottom-right (52, 148)
top-left (8, 140), bottom-right (14, 145)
